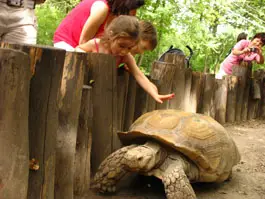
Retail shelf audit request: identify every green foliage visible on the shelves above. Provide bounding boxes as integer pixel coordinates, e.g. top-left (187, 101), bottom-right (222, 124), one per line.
top-left (36, 0), bottom-right (265, 72)
top-left (35, 0), bottom-right (79, 45)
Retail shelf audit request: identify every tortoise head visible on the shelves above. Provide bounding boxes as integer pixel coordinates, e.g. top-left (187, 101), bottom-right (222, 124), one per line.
top-left (122, 141), bottom-right (167, 172)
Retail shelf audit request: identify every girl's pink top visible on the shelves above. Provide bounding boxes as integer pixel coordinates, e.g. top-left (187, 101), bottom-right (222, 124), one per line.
top-left (221, 40), bottom-right (261, 74)
top-left (53, 0), bottom-right (109, 48)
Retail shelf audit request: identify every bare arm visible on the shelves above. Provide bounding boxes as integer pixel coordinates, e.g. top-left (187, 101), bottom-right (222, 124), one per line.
top-left (76, 40), bottom-right (95, 52)
top-left (79, 1), bottom-right (109, 45)
top-left (123, 54), bottom-right (174, 103)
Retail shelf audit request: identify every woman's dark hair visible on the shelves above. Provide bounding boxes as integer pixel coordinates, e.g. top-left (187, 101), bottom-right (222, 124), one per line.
top-left (237, 32), bottom-right (247, 42)
top-left (252, 32), bottom-right (265, 46)
top-left (108, 0), bottom-right (145, 15)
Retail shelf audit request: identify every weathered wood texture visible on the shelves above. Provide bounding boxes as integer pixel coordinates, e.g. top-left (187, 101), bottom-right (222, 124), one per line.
top-left (123, 75), bottom-right (137, 131)
top-left (183, 68), bottom-right (193, 112)
top-left (134, 83), bottom-right (148, 121)
top-left (150, 61), bottom-right (176, 110)
top-left (55, 52), bottom-right (85, 199)
top-left (214, 78), bottom-right (228, 124)
top-left (28, 46), bottom-right (65, 199)
top-left (116, 68), bottom-right (129, 132)
top-left (189, 72), bottom-right (204, 113)
top-left (0, 44), bottom-right (66, 199)
top-left (85, 53), bottom-right (117, 174)
top-left (74, 85), bottom-right (93, 196)
top-left (247, 70), bottom-right (263, 119)
top-left (164, 54), bottom-right (186, 110)
top-left (201, 73), bottom-right (216, 118)
top-left (0, 48), bottom-right (30, 199)
top-left (232, 62), bottom-right (250, 121)
top-left (226, 76), bottom-right (239, 123)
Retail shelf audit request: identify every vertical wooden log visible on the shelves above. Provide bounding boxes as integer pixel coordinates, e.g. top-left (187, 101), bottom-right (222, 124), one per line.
top-left (232, 62), bottom-right (250, 121)
top-left (123, 75), bottom-right (137, 131)
top-left (116, 68), bottom-right (129, 132)
top-left (247, 70), bottom-right (263, 119)
top-left (184, 68), bottom-right (192, 112)
top-left (189, 72), bottom-right (204, 113)
top-left (146, 76), bottom-right (157, 112)
top-left (134, 84), bottom-right (148, 120)
top-left (74, 85), bottom-right (93, 196)
top-left (150, 61), bottom-right (176, 110)
top-left (164, 54), bottom-right (186, 110)
top-left (1, 44), bottom-right (66, 199)
top-left (226, 75), bottom-right (239, 123)
top-left (255, 70), bottom-right (265, 118)
top-left (164, 53), bottom-right (185, 69)
top-left (55, 52), bottom-right (85, 199)
top-left (201, 73), bottom-right (216, 118)
top-left (86, 54), bottom-right (117, 174)
top-left (168, 68), bottom-right (186, 110)
top-left (260, 70), bottom-right (265, 118)
top-left (214, 78), bottom-right (228, 124)
top-left (0, 49), bottom-right (30, 199)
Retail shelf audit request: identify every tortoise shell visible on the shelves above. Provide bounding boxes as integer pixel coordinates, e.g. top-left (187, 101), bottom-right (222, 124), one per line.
top-left (118, 109), bottom-right (240, 181)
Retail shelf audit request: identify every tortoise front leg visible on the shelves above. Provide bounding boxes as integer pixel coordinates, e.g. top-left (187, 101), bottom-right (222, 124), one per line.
top-left (162, 166), bottom-right (196, 199)
top-left (91, 145), bottom-right (136, 193)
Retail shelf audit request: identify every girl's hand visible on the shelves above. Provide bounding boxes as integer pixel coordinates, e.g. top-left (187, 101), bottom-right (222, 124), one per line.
top-left (153, 93), bottom-right (175, 104)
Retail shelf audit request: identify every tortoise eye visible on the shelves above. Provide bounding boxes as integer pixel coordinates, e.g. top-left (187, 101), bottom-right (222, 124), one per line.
top-left (138, 157), bottom-right (143, 161)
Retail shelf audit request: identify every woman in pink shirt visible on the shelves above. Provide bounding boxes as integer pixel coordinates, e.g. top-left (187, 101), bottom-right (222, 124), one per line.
top-left (216, 32), bottom-right (265, 79)
top-left (53, 0), bottom-right (144, 51)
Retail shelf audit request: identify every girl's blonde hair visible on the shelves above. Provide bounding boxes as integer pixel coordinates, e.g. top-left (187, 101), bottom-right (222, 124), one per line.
top-left (101, 15), bottom-right (140, 44)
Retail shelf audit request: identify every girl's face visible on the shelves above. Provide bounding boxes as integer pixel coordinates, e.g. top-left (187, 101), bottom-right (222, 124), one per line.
top-left (110, 37), bottom-right (137, 56)
top-left (251, 38), bottom-right (263, 48)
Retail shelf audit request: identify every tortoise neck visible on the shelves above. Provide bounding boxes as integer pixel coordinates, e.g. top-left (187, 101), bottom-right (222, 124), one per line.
top-left (144, 141), bottom-right (168, 168)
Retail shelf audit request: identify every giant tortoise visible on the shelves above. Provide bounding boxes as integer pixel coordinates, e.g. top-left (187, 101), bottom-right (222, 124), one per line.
top-left (92, 109), bottom-right (241, 199)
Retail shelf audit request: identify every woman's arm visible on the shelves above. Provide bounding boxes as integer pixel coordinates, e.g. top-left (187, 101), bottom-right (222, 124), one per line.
top-left (79, 1), bottom-right (109, 45)
top-left (123, 54), bottom-right (174, 103)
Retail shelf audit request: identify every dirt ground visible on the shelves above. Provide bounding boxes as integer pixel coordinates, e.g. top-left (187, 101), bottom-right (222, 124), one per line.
top-left (79, 119), bottom-right (265, 199)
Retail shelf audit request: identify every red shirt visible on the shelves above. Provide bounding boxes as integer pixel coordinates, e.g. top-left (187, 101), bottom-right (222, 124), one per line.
top-left (53, 0), bottom-right (109, 48)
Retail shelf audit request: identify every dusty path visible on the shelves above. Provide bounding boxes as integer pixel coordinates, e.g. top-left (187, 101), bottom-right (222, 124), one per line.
top-left (81, 119), bottom-right (265, 199)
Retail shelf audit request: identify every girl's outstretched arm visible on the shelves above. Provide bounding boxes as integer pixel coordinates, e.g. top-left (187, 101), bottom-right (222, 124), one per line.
top-left (123, 54), bottom-right (174, 103)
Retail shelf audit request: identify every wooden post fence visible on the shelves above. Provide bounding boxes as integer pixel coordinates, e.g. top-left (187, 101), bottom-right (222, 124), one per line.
top-left (0, 48), bottom-right (31, 199)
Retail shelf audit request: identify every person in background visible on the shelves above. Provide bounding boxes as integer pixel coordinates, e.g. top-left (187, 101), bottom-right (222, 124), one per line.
top-left (225, 32), bottom-right (248, 57)
top-left (76, 15), bottom-right (174, 104)
top-left (130, 20), bottom-right (157, 55)
top-left (216, 32), bottom-right (265, 79)
top-left (53, 0), bottom-right (145, 51)
top-left (0, 0), bottom-right (46, 44)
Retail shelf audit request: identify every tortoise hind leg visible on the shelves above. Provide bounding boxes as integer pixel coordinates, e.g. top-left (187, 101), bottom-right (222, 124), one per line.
top-left (162, 166), bottom-right (196, 199)
top-left (91, 145), bottom-right (136, 193)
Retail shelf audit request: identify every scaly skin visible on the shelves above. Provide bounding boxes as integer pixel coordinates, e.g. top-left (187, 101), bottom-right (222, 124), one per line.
top-left (162, 166), bottom-right (196, 199)
top-left (91, 145), bottom-right (136, 193)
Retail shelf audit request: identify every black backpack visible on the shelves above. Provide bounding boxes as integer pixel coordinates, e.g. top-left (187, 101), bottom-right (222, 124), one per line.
top-left (158, 45), bottom-right (193, 68)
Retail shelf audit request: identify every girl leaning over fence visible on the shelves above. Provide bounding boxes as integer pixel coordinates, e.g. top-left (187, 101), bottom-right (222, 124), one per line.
top-left (216, 32), bottom-right (265, 79)
top-left (53, 0), bottom-right (145, 51)
top-left (76, 15), bottom-right (175, 103)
